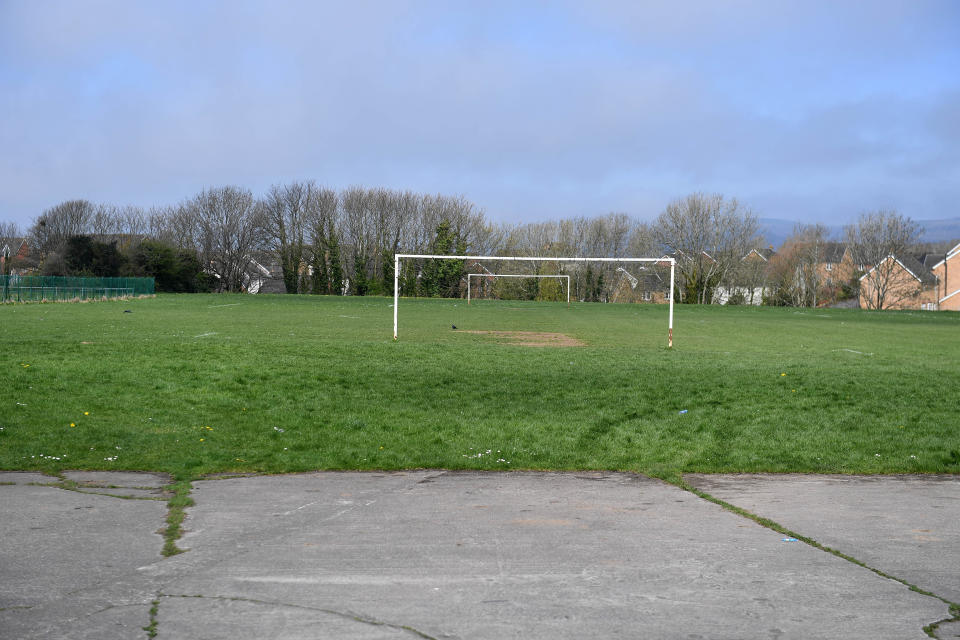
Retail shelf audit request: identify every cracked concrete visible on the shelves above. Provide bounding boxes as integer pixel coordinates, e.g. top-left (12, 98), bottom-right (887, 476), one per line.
top-left (685, 474), bottom-right (960, 603)
top-left (1, 471), bottom-right (957, 639)
top-left (0, 472), bottom-right (164, 640)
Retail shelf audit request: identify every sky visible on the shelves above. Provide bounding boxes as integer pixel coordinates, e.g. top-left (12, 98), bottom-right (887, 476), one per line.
top-left (1, 0), bottom-right (958, 231)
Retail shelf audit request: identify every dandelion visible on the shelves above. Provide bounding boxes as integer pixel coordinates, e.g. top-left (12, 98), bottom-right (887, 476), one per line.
top-left (780, 373), bottom-right (786, 377)
top-left (84, 412), bottom-right (89, 416)
top-left (70, 423), bottom-right (76, 427)
top-left (379, 446), bottom-right (384, 450)
top-left (200, 438), bottom-right (205, 442)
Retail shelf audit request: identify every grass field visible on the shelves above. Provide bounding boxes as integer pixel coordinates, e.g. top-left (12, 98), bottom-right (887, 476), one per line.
top-left (1, 294), bottom-right (958, 481)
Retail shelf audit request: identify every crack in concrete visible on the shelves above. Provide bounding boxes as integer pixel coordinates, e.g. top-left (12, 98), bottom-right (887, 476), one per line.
top-left (416, 471), bottom-right (448, 485)
top-left (29, 475), bottom-right (171, 502)
top-left (156, 592), bottom-right (445, 639)
top-left (681, 481), bottom-right (960, 638)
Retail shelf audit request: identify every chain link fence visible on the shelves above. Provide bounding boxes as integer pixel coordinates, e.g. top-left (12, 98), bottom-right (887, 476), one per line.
top-left (0, 276), bottom-right (155, 302)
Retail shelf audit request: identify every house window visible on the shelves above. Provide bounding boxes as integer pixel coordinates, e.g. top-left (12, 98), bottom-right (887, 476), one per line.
top-left (825, 263), bottom-right (833, 272)
top-left (643, 291), bottom-right (652, 301)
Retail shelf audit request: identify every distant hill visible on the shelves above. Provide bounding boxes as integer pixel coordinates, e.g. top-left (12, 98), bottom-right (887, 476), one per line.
top-left (758, 217), bottom-right (960, 249)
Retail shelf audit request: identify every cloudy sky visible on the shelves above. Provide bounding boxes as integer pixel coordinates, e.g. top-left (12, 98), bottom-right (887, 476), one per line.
top-left (1, 0), bottom-right (958, 230)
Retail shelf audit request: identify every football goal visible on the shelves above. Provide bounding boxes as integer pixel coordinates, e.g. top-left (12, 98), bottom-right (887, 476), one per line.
top-left (466, 273), bottom-right (570, 306)
top-left (393, 254), bottom-right (676, 346)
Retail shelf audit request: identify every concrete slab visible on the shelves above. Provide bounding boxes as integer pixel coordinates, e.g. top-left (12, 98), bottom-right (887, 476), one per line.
top-left (2, 472), bottom-right (954, 640)
top-left (152, 472), bottom-right (946, 639)
top-left (685, 474), bottom-right (960, 603)
top-left (0, 471), bottom-right (59, 484)
top-left (0, 484), bottom-right (165, 640)
top-left (63, 470), bottom-right (172, 488)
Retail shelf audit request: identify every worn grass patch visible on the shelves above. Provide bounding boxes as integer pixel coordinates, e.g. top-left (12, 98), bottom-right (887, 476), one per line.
top-left (0, 294), bottom-right (958, 477)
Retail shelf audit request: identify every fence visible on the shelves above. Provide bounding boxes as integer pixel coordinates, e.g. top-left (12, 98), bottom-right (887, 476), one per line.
top-left (0, 276), bottom-right (155, 303)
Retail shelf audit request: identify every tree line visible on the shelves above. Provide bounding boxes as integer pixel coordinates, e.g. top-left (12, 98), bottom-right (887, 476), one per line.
top-left (3, 184), bottom-right (932, 305)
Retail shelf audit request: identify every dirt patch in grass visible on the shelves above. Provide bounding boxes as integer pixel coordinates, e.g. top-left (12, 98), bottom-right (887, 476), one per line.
top-left (459, 330), bottom-right (585, 347)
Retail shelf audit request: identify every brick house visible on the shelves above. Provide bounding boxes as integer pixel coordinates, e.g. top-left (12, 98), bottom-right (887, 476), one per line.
top-left (931, 242), bottom-right (960, 311)
top-left (816, 242), bottom-right (857, 295)
top-left (858, 254), bottom-right (938, 310)
top-left (0, 237), bottom-right (31, 275)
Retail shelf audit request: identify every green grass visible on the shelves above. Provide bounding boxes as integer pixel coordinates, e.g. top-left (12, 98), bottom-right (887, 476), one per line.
top-left (1, 294), bottom-right (958, 479)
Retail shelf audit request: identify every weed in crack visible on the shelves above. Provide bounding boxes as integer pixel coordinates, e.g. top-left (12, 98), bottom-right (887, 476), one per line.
top-left (923, 603), bottom-right (960, 639)
top-left (162, 478), bottom-right (196, 557)
top-left (142, 599), bottom-right (159, 638)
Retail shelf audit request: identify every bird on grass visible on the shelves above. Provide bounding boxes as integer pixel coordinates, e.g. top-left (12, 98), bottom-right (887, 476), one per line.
top-left (452, 324), bottom-right (457, 330)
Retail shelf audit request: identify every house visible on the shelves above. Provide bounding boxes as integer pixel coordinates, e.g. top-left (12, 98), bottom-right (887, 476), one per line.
top-left (858, 254), bottom-right (937, 310)
top-left (714, 248), bottom-right (774, 305)
top-left (0, 237), bottom-right (31, 275)
top-left (609, 265), bottom-right (670, 304)
top-left (816, 242), bottom-right (857, 292)
top-left (931, 241), bottom-right (960, 311)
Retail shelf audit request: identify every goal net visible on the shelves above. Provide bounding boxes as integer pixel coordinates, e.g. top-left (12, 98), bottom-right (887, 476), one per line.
top-left (467, 273), bottom-right (570, 306)
top-left (393, 254), bottom-right (676, 346)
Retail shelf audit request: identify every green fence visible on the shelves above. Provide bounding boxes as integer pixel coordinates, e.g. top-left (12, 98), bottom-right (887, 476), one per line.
top-left (0, 275), bottom-right (155, 302)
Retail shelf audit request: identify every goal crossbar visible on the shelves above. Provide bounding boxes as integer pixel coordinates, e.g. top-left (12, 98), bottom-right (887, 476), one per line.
top-left (467, 273), bottom-right (571, 306)
top-left (393, 254), bottom-right (676, 347)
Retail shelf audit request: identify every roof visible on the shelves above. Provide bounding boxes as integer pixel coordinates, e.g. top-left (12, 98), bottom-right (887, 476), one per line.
top-left (859, 254), bottom-right (936, 285)
top-left (0, 237), bottom-right (26, 249)
top-left (917, 253), bottom-right (943, 271)
top-left (820, 242), bottom-right (847, 264)
top-left (930, 241), bottom-right (960, 270)
top-left (742, 248), bottom-right (775, 261)
top-left (0, 237), bottom-right (28, 258)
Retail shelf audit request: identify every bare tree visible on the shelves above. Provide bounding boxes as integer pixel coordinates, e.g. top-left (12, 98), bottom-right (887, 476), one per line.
top-left (653, 193), bottom-right (760, 304)
top-left (189, 186), bottom-right (265, 293)
top-left (305, 187), bottom-right (342, 295)
top-left (846, 210), bottom-right (922, 309)
top-left (90, 204), bottom-right (122, 239)
top-left (264, 181), bottom-right (317, 293)
top-left (0, 220), bottom-right (23, 239)
top-left (767, 224), bottom-right (830, 307)
top-left (29, 199), bottom-right (95, 258)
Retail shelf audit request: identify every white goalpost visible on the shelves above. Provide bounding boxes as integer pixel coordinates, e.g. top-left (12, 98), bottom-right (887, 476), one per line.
top-left (467, 273), bottom-right (570, 307)
top-left (393, 254), bottom-right (677, 347)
